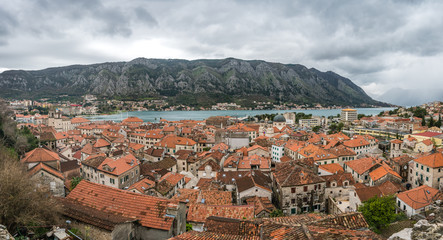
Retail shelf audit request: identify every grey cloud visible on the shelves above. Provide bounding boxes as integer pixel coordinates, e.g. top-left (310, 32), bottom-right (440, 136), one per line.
top-left (135, 8), bottom-right (158, 26)
top-left (0, 7), bottom-right (18, 45)
top-left (378, 88), bottom-right (443, 106)
top-left (1, 0), bottom-right (443, 106)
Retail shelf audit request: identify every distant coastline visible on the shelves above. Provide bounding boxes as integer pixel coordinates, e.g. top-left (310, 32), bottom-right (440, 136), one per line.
top-left (84, 107), bottom-right (394, 123)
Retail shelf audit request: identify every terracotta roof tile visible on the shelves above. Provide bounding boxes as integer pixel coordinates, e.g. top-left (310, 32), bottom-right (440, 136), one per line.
top-left (415, 152), bottom-right (443, 168)
top-left (122, 116), bottom-right (143, 123)
top-left (21, 147), bottom-right (59, 163)
top-left (273, 162), bottom-right (325, 187)
top-left (93, 138), bottom-right (110, 148)
top-left (318, 163), bottom-right (344, 174)
top-left (98, 154), bottom-right (139, 176)
top-left (345, 157), bottom-right (380, 175)
top-left (414, 132), bottom-right (442, 138)
top-left (392, 155), bottom-right (414, 165)
top-left (211, 143), bottom-right (229, 152)
top-left (321, 172), bottom-right (355, 187)
top-left (128, 178), bottom-right (155, 193)
top-left (245, 197), bottom-right (275, 215)
top-left (343, 138), bottom-right (370, 148)
top-left (198, 190), bottom-right (232, 205)
top-left (369, 163), bottom-right (402, 182)
top-left (397, 185), bottom-right (443, 210)
top-left (187, 204), bottom-right (254, 223)
top-left (59, 197), bottom-right (135, 231)
top-left (377, 180), bottom-right (405, 195)
top-left (238, 155), bottom-right (270, 170)
top-left (70, 117), bottom-right (90, 124)
top-left (28, 162), bottom-right (64, 180)
top-left (140, 157), bottom-right (177, 175)
top-left (195, 178), bottom-right (224, 191)
top-left (66, 180), bottom-right (175, 231)
top-left (171, 189), bottom-right (200, 203)
top-left (170, 231), bottom-right (259, 240)
top-left (156, 135), bottom-right (197, 148)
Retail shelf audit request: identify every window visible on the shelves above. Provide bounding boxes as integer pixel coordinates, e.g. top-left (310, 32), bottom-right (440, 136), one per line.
top-left (426, 176), bottom-right (429, 181)
top-left (110, 178), bottom-right (115, 184)
top-left (427, 167), bottom-right (430, 172)
top-left (303, 197), bottom-right (307, 202)
top-left (304, 186), bottom-right (308, 192)
top-left (416, 163), bottom-right (418, 168)
top-left (291, 208), bottom-right (296, 214)
top-left (100, 174), bottom-right (104, 178)
top-left (421, 165), bottom-right (423, 170)
top-left (291, 198), bottom-right (296, 204)
top-left (397, 200), bottom-right (400, 207)
top-left (291, 187), bottom-right (296, 193)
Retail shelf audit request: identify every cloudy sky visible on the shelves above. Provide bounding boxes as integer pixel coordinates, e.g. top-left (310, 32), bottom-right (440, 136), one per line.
top-left (1, 0), bottom-right (443, 106)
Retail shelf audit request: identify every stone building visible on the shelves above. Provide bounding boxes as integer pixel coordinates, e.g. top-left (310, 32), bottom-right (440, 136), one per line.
top-left (273, 161), bottom-right (326, 215)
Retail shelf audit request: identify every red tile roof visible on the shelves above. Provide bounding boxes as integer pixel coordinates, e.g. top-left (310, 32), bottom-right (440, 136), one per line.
top-left (128, 178), bottom-right (155, 193)
top-left (238, 155), bottom-right (270, 170)
top-left (93, 138), bottom-right (110, 148)
top-left (345, 157), bottom-right (380, 175)
top-left (343, 138), bottom-right (370, 148)
top-left (28, 162), bottom-right (64, 180)
top-left (273, 162), bottom-right (325, 187)
top-left (421, 139), bottom-right (433, 146)
top-left (318, 163), bottom-right (344, 174)
top-left (122, 116), bottom-right (143, 123)
top-left (170, 231), bottom-right (259, 240)
top-left (415, 152), bottom-right (443, 168)
top-left (98, 154), bottom-right (139, 176)
top-left (187, 204), bottom-right (254, 223)
top-left (414, 132), bottom-right (442, 138)
top-left (369, 163), bottom-right (402, 182)
top-left (66, 180), bottom-right (175, 231)
top-left (397, 185), bottom-right (442, 210)
top-left (70, 117), bottom-right (90, 124)
top-left (59, 197), bottom-right (136, 231)
top-left (211, 142), bottom-right (229, 152)
top-left (156, 135), bottom-right (197, 148)
top-left (21, 147), bottom-right (59, 163)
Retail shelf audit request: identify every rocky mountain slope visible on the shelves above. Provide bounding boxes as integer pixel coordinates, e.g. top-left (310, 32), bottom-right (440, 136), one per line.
top-left (0, 58), bottom-right (388, 107)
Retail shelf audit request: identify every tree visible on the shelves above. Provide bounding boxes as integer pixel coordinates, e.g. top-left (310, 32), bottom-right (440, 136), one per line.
top-left (428, 116), bottom-right (435, 128)
top-left (329, 123), bottom-right (337, 134)
top-left (422, 117), bottom-right (426, 127)
top-left (358, 195), bottom-right (397, 233)
top-left (312, 126), bottom-right (321, 133)
top-left (337, 122), bottom-right (344, 132)
top-left (436, 115), bottom-right (442, 128)
top-left (0, 147), bottom-right (61, 233)
top-left (269, 209), bottom-right (284, 217)
top-left (70, 177), bottom-right (83, 190)
top-left (0, 100), bottom-right (38, 155)
top-left (186, 223), bottom-right (193, 232)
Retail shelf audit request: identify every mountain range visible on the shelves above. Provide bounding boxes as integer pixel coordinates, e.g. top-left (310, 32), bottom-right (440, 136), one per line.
top-left (0, 58), bottom-right (389, 107)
